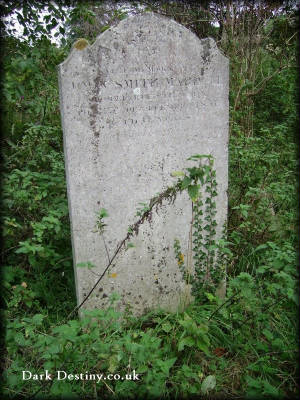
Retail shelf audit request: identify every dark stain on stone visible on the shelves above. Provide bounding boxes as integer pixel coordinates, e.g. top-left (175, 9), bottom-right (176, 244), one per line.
top-left (90, 102), bottom-right (98, 114)
top-left (202, 39), bottom-right (211, 63)
top-left (99, 288), bottom-right (103, 292)
top-left (88, 48), bottom-right (109, 139)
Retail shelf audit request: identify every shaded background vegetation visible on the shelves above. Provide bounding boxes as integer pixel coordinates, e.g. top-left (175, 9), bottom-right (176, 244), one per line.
top-left (1, 1), bottom-right (299, 398)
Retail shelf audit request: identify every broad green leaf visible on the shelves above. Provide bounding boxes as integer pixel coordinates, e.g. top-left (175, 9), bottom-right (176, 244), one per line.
top-left (50, 381), bottom-right (78, 398)
top-left (262, 329), bottom-right (274, 341)
top-left (138, 365), bottom-right (148, 373)
top-left (108, 355), bottom-right (119, 373)
top-left (245, 375), bottom-right (261, 388)
top-left (196, 339), bottom-right (209, 355)
top-left (6, 374), bottom-right (19, 387)
top-left (161, 322), bottom-right (172, 333)
top-left (178, 336), bottom-right (194, 351)
top-left (47, 343), bottom-right (60, 354)
top-left (15, 332), bottom-right (28, 346)
top-left (181, 176), bottom-right (192, 189)
top-left (156, 357), bottom-right (177, 375)
top-left (32, 314), bottom-right (44, 326)
top-left (201, 375), bottom-right (216, 394)
top-left (262, 381), bottom-right (279, 396)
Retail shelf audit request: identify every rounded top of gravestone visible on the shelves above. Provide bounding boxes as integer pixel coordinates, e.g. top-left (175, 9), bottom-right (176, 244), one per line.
top-left (59, 12), bottom-right (227, 69)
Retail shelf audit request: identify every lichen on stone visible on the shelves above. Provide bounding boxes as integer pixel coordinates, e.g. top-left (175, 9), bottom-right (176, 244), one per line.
top-left (74, 38), bottom-right (89, 50)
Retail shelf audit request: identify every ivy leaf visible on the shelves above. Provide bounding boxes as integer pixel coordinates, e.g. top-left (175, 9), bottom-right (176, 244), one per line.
top-left (188, 185), bottom-right (199, 202)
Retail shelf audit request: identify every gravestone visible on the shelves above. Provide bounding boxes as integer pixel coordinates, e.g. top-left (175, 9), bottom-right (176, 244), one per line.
top-left (58, 13), bottom-right (228, 315)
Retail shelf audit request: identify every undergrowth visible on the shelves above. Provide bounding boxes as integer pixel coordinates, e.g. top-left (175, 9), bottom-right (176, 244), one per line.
top-left (1, 6), bottom-right (299, 400)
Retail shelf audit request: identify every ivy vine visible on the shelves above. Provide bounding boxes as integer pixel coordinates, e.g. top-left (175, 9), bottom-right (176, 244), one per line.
top-left (70, 154), bottom-right (228, 318)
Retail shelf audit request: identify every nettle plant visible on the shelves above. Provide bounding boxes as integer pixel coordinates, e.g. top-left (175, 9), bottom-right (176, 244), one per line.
top-left (74, 155), bottom-right (229, 315)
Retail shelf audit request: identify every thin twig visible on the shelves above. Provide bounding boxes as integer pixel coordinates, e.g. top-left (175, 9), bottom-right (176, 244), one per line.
top-left (67, 235), bottom-right (129, 319)
top-left (66, 182), bottom-right (181, 320)
top-left (208, 291), bottom-right (239, 321)
top-left (103, 380), bottom-right (115, 395)
top-left (102, 235), bottom-right (111, 264)
top-left (186, 201), bottom-right (194, 278)
top-left (2, 388), bottom-right (28, 397)
top-left (55, 256), bottom-right (72, 265)
top-left (263, 349), bottom-right (297, 356)
top-left (247, 65), bottom-right (288, 96)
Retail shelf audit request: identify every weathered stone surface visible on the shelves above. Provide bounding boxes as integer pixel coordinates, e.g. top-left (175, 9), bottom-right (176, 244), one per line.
top-left (58, 13), bottom-right (228, 315)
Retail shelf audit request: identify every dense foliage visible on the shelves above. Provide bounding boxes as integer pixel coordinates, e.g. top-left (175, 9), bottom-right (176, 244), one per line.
top-left (1, 1), bottom-right (299, 398)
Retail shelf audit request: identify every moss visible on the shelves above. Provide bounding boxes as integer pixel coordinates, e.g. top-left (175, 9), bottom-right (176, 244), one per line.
top-left (74, 38), bottom-right (89, 50)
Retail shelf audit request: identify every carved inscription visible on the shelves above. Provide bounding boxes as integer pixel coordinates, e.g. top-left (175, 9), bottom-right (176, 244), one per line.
top-left (95, 68), bottom-right (220, 130)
